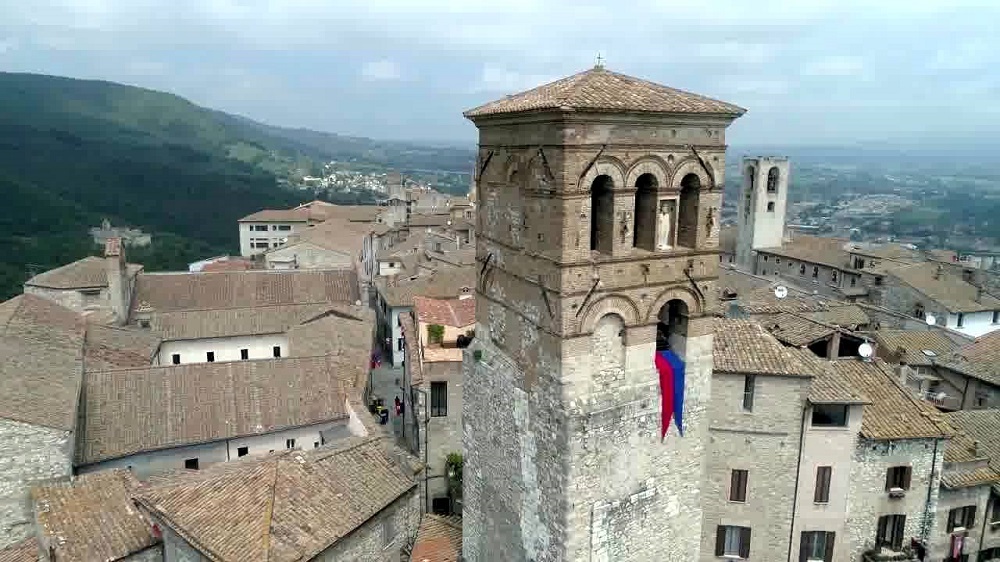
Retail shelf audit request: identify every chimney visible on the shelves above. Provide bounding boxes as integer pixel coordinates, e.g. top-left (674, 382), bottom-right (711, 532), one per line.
top-left (977, 284), bottom-right (983, 304)
top-left (934, 264), bottom-right (943, 280)
top-left (104, 237), bottom-right (128, 326)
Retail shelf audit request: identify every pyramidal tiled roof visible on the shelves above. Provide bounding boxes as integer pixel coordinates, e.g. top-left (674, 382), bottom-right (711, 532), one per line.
top-left (464, 66), bottom-right (746, 118)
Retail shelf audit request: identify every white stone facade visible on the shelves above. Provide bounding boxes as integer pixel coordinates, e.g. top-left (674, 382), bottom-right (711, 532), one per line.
top-left (154, 334), bottom-right (288, 365)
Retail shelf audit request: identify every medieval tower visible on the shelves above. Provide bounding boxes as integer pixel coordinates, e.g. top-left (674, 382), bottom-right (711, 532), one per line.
top-left (462, 65), bottom-right (745, 561)
top-left (735, 157), bottom-right (790, 271)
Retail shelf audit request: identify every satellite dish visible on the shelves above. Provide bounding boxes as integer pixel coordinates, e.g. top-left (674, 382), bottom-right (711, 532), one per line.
top-left (859, 342), bottom-right (874, 359)
top-left (774, 286), bottom-right (788, 299)
top-left (926, 314), bottom-right (937, 326)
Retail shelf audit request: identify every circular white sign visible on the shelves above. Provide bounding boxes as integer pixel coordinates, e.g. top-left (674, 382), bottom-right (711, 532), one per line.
top-left (774, 286), bottom-right (788, 299)
top-left (858, 342), bottom-right (874, 358)
top-left (926, 314), bottom-right (937, 326)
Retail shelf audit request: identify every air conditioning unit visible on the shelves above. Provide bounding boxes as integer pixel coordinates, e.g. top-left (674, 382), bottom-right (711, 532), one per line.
top-left (888, 487), bottom-right (906, 498)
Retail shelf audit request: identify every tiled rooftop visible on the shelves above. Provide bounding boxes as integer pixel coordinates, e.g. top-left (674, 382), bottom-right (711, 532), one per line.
top-left (873, 329), bottom-right (961, 367)
top-left (24, 256), bottom-right (142, 290)
top-left (378, 267), bottom-right (476, 308)
top-left (0, 538), bottom-right (38, 562)
top-left (713, 319), bottom-right (817, 377)
top-left (797, 353), bottom-right (870, 405)
top-left (464, 66), bottom-right (746, 118)
top-left (410, 514), bottom-right (462, 562)
top-left (133, 436), bottom-right (420, 562)
top-left (414, 296), bottom-right (476, 328)
top-left (148, 303), bottom-right (335, 341)
top-left (763, 313), bottom-right (836, 347)
top-left (940, 330), bottom-right (1000, 386)
top-left (887, 262), bottom-right (1000, 313)
top-left (83, 323), bottom-right (162, 369)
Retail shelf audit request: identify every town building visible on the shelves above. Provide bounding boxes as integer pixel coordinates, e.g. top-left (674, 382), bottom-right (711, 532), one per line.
top-left (23, 248), bottom-right (142, 325)
top-left (735, 157), bottom-right (790, 271)
top-left (238, 208), bottom-right (314, 256)
top-left (90, 219), bottom-right (152, 247)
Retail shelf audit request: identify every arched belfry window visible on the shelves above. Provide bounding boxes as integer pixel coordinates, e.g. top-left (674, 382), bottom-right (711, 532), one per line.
top-left (767, 167), bottom-right (779, 193)
top-left (633, 173), bottom-right (658, 251)
top-left (590, 175), bottom-right (614, 254)
top-left (677, 174), bottom-right (700, 248)
top-left (747, 166), bottom-right (756, 190)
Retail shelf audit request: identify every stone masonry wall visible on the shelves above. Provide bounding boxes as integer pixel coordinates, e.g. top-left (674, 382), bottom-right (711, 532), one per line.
top-left (420, 361), bottom-right (463, 503)
top-left (702, 373), bottom-right (810, 561)
top-left (0, 420), bottom-right (73, 549)
top-left (931, 483), bottom-right (992, 561)
top-left (315, 488), bottom-right (421, 562)
top-left (845, 438), bottom-right (944, 561)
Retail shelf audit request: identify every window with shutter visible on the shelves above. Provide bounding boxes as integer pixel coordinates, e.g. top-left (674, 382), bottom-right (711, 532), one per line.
top-left (814, 467), bottom-right (831, 503)
top-left (730, 469), bottom-right (749, 502)
top-left (800, 531), bottom-right (835, 562)
top-left (948, 505), bottom-right (977, 531)
top-left (886, 466), bottom-right (912, 490)
top-left (716, 525), bottom-right (751, 558)
top-left (876, 515), bottom-right (906, 551)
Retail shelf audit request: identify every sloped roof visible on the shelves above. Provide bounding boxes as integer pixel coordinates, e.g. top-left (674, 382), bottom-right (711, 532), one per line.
top-left (945, 410), bottom-right (1000, 467)
top-left (832, 358), bottom-right (952, 440)
top-left (148, 303), bottom-right (334, 341)
top-left (806, 305), bottom-right (870, 327)
top-left (939, 330), bottom-right (1000, 386)
top-left (873, 329), bottom-right (961, 367)
top-left (718, 269), bottom-right (832, 315)
top-left (133, 436), bottom-right (420, 562)
top-left (286, 307), bottom-right (374, 358)
top-left (713, 319), bottom-right (817, 377)
top-left (378, 267), bottom-right (476, 308)
top-left (83, 324), bottom-right (161, 369)
top-left (414, 296), bottom-right (476, 328)
top-left (0, 294), bottom-right (85, 430)
top-left (24, 256), bottom-right (142, 290)
top-left (78, 354), bottom-right (363, 465)
top-left (763, 313), bottom-right (836, 346)
top-left (288, 217), bottom-right (372, 255)
top-left (32, 470), bottom-right (158, 561)
top-left (238, 208), bottom-right (311, 222)
top-left (132, 270), bottom-right (359, 315)
top-left (756, 235), bottom-right (852, 271)
top-left (464, 66), bottom-right (746, 118)
top-left (887, 263), bottom-right (1000, 313)
top-left (0, 538), bottom-right (38, 562)
top-left (797, 353), bottom-right (870, 405)
top-left (410, 514), bottom-right (462, 562)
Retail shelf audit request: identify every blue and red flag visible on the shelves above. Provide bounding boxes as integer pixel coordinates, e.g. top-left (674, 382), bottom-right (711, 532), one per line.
top-left (654, 350), bottom-right (685, 441)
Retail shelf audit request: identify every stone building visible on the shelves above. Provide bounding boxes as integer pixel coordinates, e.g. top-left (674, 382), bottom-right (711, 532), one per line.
top-left (939, 410), bottom-right (1000, 561)
top-left (880, 263), bottom-right (1000, 338)
top-left (461, 65), bottom-right (744, 561)
top-left (735, 157), bottom-right (790, 272)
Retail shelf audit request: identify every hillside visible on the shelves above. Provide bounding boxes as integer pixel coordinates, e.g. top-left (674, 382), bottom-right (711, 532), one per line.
top-left (0, 72), bottom-right (475, 300)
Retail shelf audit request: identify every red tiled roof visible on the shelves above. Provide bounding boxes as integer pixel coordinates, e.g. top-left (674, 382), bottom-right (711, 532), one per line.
top-left (410, 514), bottom-right (462, 562)
top-left (413, 296), bottom-right (476, 328)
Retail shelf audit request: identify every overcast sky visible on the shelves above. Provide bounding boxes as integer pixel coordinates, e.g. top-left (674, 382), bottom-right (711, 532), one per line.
top-left (1, 0), bottom-right (997, 147)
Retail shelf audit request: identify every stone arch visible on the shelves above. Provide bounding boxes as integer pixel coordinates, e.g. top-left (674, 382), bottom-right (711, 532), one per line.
top-left (580, 294), bottom-right (641, 334)
top-left (633, 172), bottom-right (658, 251)
top-left (645, 286), bottom-right (702, 323)
top-left (767, 166), bottom-right (780, 193)
top-left (578, 156), bottom-right (627, 193)
top-left (668, 157), bottom-right (713, 191)
top-left (625, 156), bottom-right (670, 190)
top-left (592, 313), bottom-right (626, 372)
top-left (589, 174), bottom-right (615, 254)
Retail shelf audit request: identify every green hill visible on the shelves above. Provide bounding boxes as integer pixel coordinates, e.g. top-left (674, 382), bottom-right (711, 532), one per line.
top-left (0, 72), bottom-right (475, 300)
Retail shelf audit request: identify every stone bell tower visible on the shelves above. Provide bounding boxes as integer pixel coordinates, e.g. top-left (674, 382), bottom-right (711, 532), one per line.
top-left (461, 65), bottom-right (745, 562)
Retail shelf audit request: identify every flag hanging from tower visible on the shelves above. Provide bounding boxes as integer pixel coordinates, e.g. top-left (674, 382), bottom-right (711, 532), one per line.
top-left (654, 349), bottom-right (686, 440)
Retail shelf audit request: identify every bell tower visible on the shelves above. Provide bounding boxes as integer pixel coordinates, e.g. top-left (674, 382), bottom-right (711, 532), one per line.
top-left (462, 66), bottom-right (745, 562)
top-left (735, 156), bottom-right (790, 272)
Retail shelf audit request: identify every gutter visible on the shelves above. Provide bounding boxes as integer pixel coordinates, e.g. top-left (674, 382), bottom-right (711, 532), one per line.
top-left (412, 386), bottom-right (431, 513)
top-left (786, 404), bottom-right (809, 562)
top-left (922, 438), bottom-right (941, 543)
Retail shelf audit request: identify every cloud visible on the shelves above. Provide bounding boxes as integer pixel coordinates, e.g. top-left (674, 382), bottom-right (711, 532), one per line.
top-left (361, 60), bottom-right (402, 81)
top-left (472, 65), bottom-right (560, 94)
top-left (801, 56), bottom-right (864, 77)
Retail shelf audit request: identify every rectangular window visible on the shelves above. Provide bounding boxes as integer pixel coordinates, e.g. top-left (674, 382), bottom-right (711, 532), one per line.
top-left (800, 264), bottom-right (807, 275)
top-left (184, 458), bottom-right (199, 470)
top-left (715, 525), bottom-right (751, 558)
top-left (850, 277), bottom-right (857, 287)
top-left (742, 375), bottom-right (755, 411)
top-left (314, 442), bottom-right (319, 448)
top-left (382, 517), bottom-right (396, 548)
top-left (431, 381), bottom-right (448, 417)
top-left (286, 438), bottom-right (295, 449)
top-left (994, 311), bottom-right (1000, 324)
top-left (800, 531), bottom-right (835, 562)
top-left (814, 466), bottom-right (832, 503)
top-left (767, 201), bottom-right (775, 212)
top-left (811, 404), bottom-right (848, 427)
top-left (729, 469), bottom-right (748, 502)
top-left (398, 337), bottom-right (405, 352)
top-left (958, 313), bottom-right (966, 328)
top-left (273, 346), bottom-right (281, 358)
top-left (812, 266), bottom-right (819, 279)
top-left (948, 505), bottom-right (976, 531)
top-left (206, 351), bottom-right (215, 363)
top-left (278, 225), bottom-right (291, 231)
top-left (253, 225), bottom-right (268, 231)
top-left (240, 349), bottom-right (249, 360)
top-left (831, 270), bottom-right (838, 283)
top-left (885, 466), bottom-right (913, 491)
top-left (874, 276), bottom-right (883, 286)
top-left (171, 353), bottom-right (180, 365)
top-left (875, 514), bottom-right (906, 551)
top-left (237, 446), bottom-right (248, 457)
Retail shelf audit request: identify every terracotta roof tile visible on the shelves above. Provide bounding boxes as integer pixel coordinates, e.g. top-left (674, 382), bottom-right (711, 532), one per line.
top-left (0, 538), bottom-right (38, 562)
top-left (945, 410), bottom-right (1000, 469)
top-left (713, 319), bottom-right (817, 377)
top-left (873, 330), bottom-right (961, 367)
top-left (378, 268), bottom-right (476, 308)
top-left (0, 294), bottom-right (85, 430)
top-left (832, 358), bottom-right (952, 440)
top-left (797, 353), bottom-right (870, 405)
top-left (31, 470), bottom-right (158, 561)
top-left (410, 514), bottom-right (462, 562)
top-left (286, 217), bottom-right (372, 256)
top-left (84, 324), bottom-right (161, 369)
top-left (400, 312), bottom-right (424, 385)
top-left (807, 305), bottom-right (870, 328)
top-left (132, 270), bottom-right (359, 315)
top-left (134, 436), bottom-right (419, 562)
top-left (238, 208), bottom-right (311, 222)
top-left (718, 270), bottom-right (833, 315)
top-left (78, 354), bottom-right (363, 465)
top-left (939, 330), bottom-right (1000, 386)
top-left (413, 296), bottom-right (476, 328)
top-left (940, 466), bottom-right (1000, 489)
top-left (757, 235), bottom-right (851, 271)
top-left (763, 313), bottom-right (836, 346)
top-left (24, 256), bottom-right (142, 290)
top-left (464, 66), bottom-right (745, 118)
top-left (887, 263), bottom-right (1000, 313)
top-left (148, 303), bottom-right (334, 341)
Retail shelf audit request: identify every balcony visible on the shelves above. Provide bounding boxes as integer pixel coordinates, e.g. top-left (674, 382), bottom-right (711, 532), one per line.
top-left (862, 546), bottom-right (917, 561)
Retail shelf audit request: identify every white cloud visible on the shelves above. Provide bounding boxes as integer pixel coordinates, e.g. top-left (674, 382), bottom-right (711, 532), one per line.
top-left (801, 56), bottom-right (864, 77)
top-left (472, 65), bottom-right (559, 94)
top-left (361, 60), bottom-right (402, 81)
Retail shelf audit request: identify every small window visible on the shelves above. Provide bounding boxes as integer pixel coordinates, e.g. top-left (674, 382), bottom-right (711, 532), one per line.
top-left (800, 531), bottom-right (835, 562)
top-left (762, 270), bottom-right (767, 276)
top-left (184, 458), bottom-right (199, 470)
top-left (431, 381), bottom-right (448, 417)
top-left (814, 466), bottom-right (832, 503)
top-left (993, 310), bottom-right (1000, 324)
top-left (314, 441), bottom-right (319, 448)
top-left (850, 277), bottom-right (857, 287)
top-left (253, 225), bottom-right (268, 232)
top-left (957, 313), bottom-right (965, 328)
top-left (831, 271), bottom-right (838, 283)
top-left (763, 255), bottom-right (769, 262)
top-left (382, 517), bottom-right (396, 548)
top-left (767, 167), bottom-right (779, 192)
top-left (431, 496), bottom-right (451, 515)
top-left (767, 201), bottom-right (775, 212)
top-left (742, 375), bottom-right (755, 411)
top-left (811, 404), bottom-right (848, 427)
top-left (171, 353), bottom-right (180, 365)
top-left (948, 505), bottom-right (976, 531)
top-left (885, 466), bottom-right (912, 491)
top-left (240, 349), bottom-right (249, 360)
top-left (273, 346), bottom-right (281, 358)
top-left (875, 514), bottom-right (905, 551)
top-left (715, 525), bottom-right (752, 558)
top-left (775, 258), bottom-right (781, 265)
top-left (812, 266), bottom-right (819, 279)
top-left (237, 446), bottom-right (249, 457)
top-left (800, 264), bottom-right (807, 275)
top-left (730, 469), bottom-right (748, 502)
top-left (278, 225), bottom-right (291, 231)
top-left (398, 337), bottom-right (405, 351)
top-left (206, 351), bottom-right (215, 363)
top-left (286, 438), bottom-right (295, 449)
top-left (874, 276), bottom-right (883, 286)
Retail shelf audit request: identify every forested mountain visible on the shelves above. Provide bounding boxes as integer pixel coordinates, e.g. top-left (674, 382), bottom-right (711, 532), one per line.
top-left (0, 72), bottom-right (474, 300)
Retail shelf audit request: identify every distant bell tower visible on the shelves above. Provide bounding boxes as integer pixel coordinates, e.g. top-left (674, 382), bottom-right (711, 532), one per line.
top-left (462, 65), bottom-right (745, 562)
top-left (735, 157), bottom-right (790, 272)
